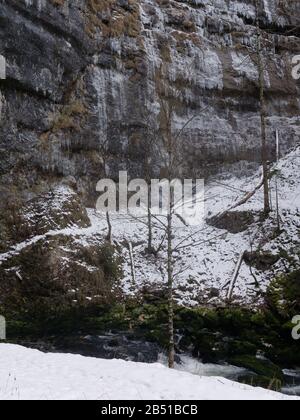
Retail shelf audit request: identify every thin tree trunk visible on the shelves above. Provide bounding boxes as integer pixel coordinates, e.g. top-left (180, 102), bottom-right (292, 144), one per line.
top-left (256, 1), bottom-right (270, 216)
top-left (102, 156), bottom-right (113, 244)
top-left (227, 251), bottom-right (245, 302)
top-left (215, 176), bottom-right (264, 220)
top-left (106, 211), bottom-right (112, 243)
top-left (167, 211), bottom-right (175, 369)
top-left (128, 241), bottom-right (136, 285)
top-left (269, 178), bottom-right (273, 212)
top-left (147, 188), bottom-right (153, 253)
top-left (275, 130), bottom-right (281, 232)
top-left (275, 179), bottom-right (280, 229)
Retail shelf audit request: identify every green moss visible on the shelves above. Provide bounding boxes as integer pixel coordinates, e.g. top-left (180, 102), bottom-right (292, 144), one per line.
top-left (0, 237), bottom-right (122, 332)
top-left (238, 374), bottom-right (282, 392)
top-left (229, 355), bottom-right (284, 382)
top-left (227, 340), bottom-right (257, 356)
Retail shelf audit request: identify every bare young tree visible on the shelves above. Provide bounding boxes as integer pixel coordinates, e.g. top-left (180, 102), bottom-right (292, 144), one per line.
top-left (99, 136), bottom-right (113, 243)
top-left (154, 92), bottom-right (207, 368)
top-left (126, 112), bottom-right (166, 256)
top-left (142, 115), bottom-right (159, 254)
top-left (274, 129), bottom-right (281, 233)
top-left (156, 97), bottom-right (177, 368)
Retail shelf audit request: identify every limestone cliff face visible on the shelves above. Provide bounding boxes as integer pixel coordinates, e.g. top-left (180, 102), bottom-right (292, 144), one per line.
top-left (0, 0), bottom-right (299, 202)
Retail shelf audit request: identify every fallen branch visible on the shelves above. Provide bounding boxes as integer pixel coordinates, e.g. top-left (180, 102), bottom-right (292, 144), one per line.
top-left (127, 241), bottom-right (136, 285)
top-left (227, 251), bottom-right (246, 302)
top-left (214, 176), bottom-right (264, 221)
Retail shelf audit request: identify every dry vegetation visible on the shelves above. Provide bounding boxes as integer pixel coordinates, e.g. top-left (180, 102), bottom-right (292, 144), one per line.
top-left (84, 0), bottom-right (141, 38)
top-left (49, 0), bottom-right (141, 39)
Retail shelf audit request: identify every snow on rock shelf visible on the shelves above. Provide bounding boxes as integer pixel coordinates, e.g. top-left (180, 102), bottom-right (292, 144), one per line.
top-left (0, 344), bottom-right (297, 401)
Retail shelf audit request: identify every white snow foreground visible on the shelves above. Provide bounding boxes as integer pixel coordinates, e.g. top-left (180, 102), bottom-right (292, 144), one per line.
top-left (0, 344), bottom-right (297, 401)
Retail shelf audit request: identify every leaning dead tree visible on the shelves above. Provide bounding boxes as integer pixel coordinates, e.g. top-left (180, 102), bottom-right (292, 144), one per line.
top-left (227, 251), bottom-right (246, 302)
top-left (127, 240), bottom-right (136, 285)
top-left (220, 176), bottom-right (265, 216)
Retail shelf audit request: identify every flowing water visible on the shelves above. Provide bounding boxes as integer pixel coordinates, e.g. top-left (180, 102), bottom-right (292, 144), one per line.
top-left (281, 370), bottom-right (300, 396)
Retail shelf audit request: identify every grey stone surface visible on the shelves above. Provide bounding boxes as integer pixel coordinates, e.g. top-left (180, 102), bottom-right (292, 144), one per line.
top-left (0, 0), bottom-right (299, 202)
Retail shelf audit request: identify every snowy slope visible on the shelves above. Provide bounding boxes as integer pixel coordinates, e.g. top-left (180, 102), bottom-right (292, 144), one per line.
top-left (96, 145), bottom-right (300, 305)
top-left (0, 146), bottom-right (299, 306)
top-left (0, 344), bottom-right (297, 401)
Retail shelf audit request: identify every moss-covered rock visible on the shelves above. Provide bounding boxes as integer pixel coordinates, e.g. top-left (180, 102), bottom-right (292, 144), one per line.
top-left (244, 251), bottom-right (280, 272)
top-left (207, 211), bottom-right (259, 234)
top-left (229, 355), bottom-right (284, 384)
top-left (0, 235), bottom-right (122, 329)
top-left (237, 374), bottom-right (283, 392)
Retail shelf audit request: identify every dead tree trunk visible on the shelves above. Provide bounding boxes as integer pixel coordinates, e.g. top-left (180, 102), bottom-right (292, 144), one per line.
top-left (99, 138), bottom-right (113, 243)
top-left (275, 130), bottom-right (281, 232)
top-left (215, 176), bottom-right (264, 220)
top-left (147, 188), bottom-right (153, 254)
top-left (227, 251), bottom-right (245, 302)
top-left (106, 211), bottom-right (112, 243)
top-left (256, 0), bottom-right (271, 216)
top-left (128, 241), bottom-right (136, 285)
top-left (167, 210), bottom-right (175, 369)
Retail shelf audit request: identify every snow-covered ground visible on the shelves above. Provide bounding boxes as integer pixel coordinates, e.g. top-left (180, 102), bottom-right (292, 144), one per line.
top-left (0, 146), bottom-right (299, 306)
top-left (99, 145), bottom-right (300, 305)
top-left (0, 344), bottom-right (297, 400)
